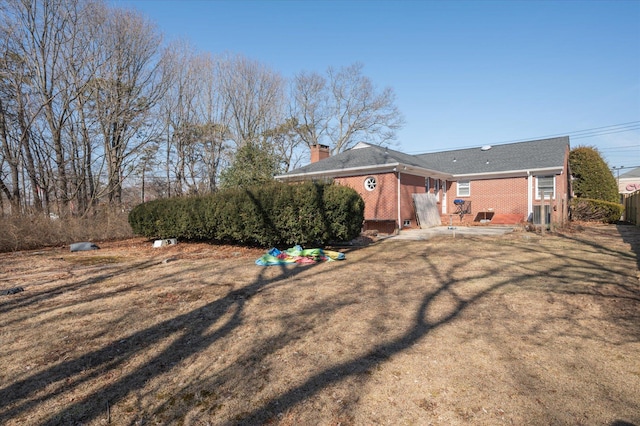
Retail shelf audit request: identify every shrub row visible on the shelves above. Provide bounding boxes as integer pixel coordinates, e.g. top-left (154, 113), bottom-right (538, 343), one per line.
top-left (570, 198), bottom-right (624, 224)
top-left (128, 181), bottom-right (365, 247)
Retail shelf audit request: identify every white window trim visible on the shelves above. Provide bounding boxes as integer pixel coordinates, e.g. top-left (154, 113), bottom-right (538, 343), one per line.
top-left (457, 180), bottom-right (470, 197)
top-left (364, 176), bottom-right (377, 191)
top-left (535, 176), bottom-right (555, 200)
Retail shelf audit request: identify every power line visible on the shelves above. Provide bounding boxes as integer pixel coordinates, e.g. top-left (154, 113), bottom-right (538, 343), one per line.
top-left (495, 121), bottom-right (640, 144)
top-left (598, 144), bottom-right (640, 152)
top-left (409, 120), bottom-right (640, 154)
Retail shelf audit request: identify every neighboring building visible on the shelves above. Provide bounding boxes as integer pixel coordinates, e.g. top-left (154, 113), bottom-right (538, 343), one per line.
top-left (276, 137), bottom-right (571, 232)
top-left (617, 167), bottom-right (640, 195)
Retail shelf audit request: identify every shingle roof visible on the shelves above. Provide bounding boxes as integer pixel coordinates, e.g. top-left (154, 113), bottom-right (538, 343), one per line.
top-left (282, 143), bottom-right (434, 176)
top-left (277, 137), bottom-right (569, 180)
top-left (619, 166), bottom-right (640, 179)
top-left (415, 137), bottom-right (569, 175)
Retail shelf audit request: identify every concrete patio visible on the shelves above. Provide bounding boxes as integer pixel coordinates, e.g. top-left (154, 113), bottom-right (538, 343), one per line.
top-left (388, 225), bottom-right (516, 240)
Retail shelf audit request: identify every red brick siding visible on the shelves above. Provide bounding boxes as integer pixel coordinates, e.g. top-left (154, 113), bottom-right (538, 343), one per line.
top-left (445, 172), bottom-right (569, 224)
top-left (335, 172), bottom-right (426, 229)
top-left (448, 176), bottom-right (529, 219)
top-left (399, 173), bottom-right (426, 227)
top-left (335, 172), bottom-right (399, 221)
top-left (329, 149), bottom-right (571, 228)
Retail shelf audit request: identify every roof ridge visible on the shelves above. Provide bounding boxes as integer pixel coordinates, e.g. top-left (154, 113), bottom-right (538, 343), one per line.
top-left (414, 136), bottom-right (569, 157)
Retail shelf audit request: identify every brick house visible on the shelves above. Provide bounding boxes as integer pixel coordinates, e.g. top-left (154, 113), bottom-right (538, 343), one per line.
top-left (275, 137), bottom-right (571, 232)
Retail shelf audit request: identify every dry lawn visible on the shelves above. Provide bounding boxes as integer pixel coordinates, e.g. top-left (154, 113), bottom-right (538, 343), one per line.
top-left (0, 224), bottom-right (639, 425)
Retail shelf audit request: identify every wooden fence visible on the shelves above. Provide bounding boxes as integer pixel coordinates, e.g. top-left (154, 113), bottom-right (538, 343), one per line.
top-left (624, 191), bottom-right (640, 225)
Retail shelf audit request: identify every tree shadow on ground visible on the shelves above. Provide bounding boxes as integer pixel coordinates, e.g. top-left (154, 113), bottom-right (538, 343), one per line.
top-left (230, 229), bottom-right (640, 424)
top-left (1, 226), bottom-right (638, 424)
top-left (0, 258), bottom-right (159, 318)
top-left (617, 222), bottom-right (640, 270)
top-left (0, 238), bottom-right (376, 424)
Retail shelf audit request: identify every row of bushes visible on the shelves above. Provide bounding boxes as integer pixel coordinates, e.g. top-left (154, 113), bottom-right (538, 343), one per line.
top-left (128, 181), bottom-right (365, 247)
top-left (570, 198), bottom-right (624, 224)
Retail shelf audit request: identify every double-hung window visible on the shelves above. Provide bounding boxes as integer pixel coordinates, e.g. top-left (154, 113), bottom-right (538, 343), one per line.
top-left (536, 176), bottom-right (555, 200)
top-left (457, 180), bottom-right (470, 197)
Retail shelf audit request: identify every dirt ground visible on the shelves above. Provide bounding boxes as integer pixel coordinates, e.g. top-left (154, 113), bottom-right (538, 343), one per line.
top-left (0, 224), bottom-right (639, 426)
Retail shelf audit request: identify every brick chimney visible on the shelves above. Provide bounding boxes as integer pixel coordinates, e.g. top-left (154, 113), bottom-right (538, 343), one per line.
top-left (310, 144), bottom-right (330, 163)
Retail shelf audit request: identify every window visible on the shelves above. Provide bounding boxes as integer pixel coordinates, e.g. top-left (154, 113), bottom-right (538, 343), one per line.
top-left (533, 205), bottom-right (551, 224)
top-left (457, 180), bottom-right (470, 197)
top-left (364, 176), bottom-right (377, 191)
top-left (536, 176), bottom-right (555, 200)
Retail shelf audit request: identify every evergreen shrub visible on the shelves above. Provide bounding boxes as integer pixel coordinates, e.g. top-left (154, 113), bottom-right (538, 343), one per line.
top-left (569, 146), bottom-right (619, 203)
top-left (128, 181), bottom-right (365, 246)
top-left (571, 198), bottom-right (624, 223)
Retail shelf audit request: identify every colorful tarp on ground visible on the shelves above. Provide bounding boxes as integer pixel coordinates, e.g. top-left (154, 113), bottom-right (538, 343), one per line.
top-left (255, 245), bottom-right (345, 266)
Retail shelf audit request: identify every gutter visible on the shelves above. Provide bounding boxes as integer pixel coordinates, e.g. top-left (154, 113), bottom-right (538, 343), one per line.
top-left (453, 166), bottom-right (564, 180)
top-left (276, 163), bottom-right (452, 182)
top-left (275, 163), bottom-right (401, 181)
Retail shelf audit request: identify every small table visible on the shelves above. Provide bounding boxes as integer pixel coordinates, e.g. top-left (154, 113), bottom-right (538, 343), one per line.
top-left (453, 199), bottom-right (470, 221)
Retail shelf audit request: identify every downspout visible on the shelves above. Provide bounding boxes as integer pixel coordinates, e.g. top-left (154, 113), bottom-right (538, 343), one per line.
top-left (442, 179), bottom-right (447, 214)
top-left (397, 171), bottom-right (402, 231)
top-left (527, 171), bottom-right (533, 221)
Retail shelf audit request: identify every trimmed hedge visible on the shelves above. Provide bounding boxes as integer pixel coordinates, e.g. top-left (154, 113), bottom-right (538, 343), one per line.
top-left (128, 181), bottom-right (365, 246)
top-left (569, 146), bottom-right (619, 203)
top-left (570, 198), bottom-right (624, 224)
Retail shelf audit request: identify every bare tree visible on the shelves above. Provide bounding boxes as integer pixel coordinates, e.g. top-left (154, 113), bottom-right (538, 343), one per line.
top-left (0, 1), bottom-right (405, 212)
top-left (217, 53), bottom-right (285, 148)
top-left (90, 6), bottom-right (167, 204)
top-left (11, 0), bottom-right (90, 213)
top-left (290, 71), bottom-right (328, 149)
top-left (160, 41), bottom-right (205, 196)
top-left (2, 0), bottom-right (114, 215)
top-left (292, 62), bottom-right (404, 155)
top-left (195, 54), bottom-right (233, 193)
top-left (264, 117), bottom-right (304, 173)
top-left (0, 47), bottom-right (23, 212)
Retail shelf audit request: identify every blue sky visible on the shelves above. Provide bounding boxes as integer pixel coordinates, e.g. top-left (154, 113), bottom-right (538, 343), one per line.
top-left (113, 0), bottom-right (640, 171)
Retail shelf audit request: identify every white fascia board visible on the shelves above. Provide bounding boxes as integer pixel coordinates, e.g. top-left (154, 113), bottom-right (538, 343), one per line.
top-left (275, 163), bottom-right (452, 182)
top-left (452, 167), bottom-right (564, 180)
top-left (400, 165), bottom-right (452, 180)
top-left (275, 163), bottom-right (401, 182)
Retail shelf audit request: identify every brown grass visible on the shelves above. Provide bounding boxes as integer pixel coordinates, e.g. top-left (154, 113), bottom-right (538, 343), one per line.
top-left (0, 210), bottom-right (133, 252)
top-left (0, 224), bottom-right (639, 425)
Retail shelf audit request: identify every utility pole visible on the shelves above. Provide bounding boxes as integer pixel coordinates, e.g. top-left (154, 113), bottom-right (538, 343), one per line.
top-left (612, 166), bottom-right (624, 188)
top-left (612, 166), bottom-right (624, 204)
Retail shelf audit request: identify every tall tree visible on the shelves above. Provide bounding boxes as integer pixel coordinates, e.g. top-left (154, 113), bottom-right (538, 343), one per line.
top-left (0, 43), bottom-right (23, 212)
top-left (160, 41), bottom-right (199, 196)
top-left (264, 117), bottom-right (304, 173)
top-left (195, 54), bottom-right (232, 193)
top-left (292, 62), bottom-right (404, 155)
top-left (217, 53), bottom-right (285, 148)
top-left (7, 0), bottom-right (86, 213)
top-left (214, 53), bottom-right (286, 187)
top-left (90, 6), bottom-right (167, 204)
